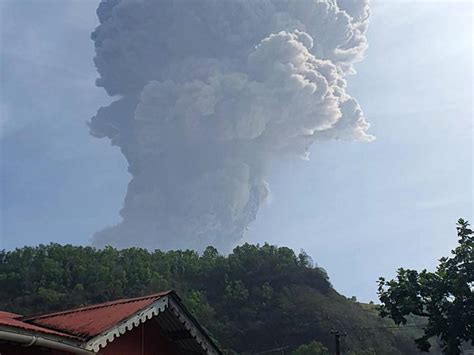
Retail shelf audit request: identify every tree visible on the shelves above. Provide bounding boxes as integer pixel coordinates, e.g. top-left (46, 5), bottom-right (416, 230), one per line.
top-left (0, 242), bottom-right (422, 354)
top-left (292, 341), bottom-right (330, 355)
top-left (378, 219), bottom-right (474, 354)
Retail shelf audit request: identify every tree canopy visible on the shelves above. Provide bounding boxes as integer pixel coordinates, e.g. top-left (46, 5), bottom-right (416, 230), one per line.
top-left (378, 219), bottom-right (474, 354)
top-left (1, 243), bottom-right (422, 354)
top-left (291, 341), bottom-right (329, 355)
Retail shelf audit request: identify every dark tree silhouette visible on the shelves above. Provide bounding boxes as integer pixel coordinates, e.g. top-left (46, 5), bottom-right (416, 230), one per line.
top-left (378, 219), bottom-right (474, 354)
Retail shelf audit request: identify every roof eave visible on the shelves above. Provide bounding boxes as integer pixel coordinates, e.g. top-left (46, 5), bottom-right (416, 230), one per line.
top-left (0, 326), bottom-right (93, 354)
top-left (83, 292), bottom-right (222, 355)
top-left (84, 295), bottom-right (169, 352)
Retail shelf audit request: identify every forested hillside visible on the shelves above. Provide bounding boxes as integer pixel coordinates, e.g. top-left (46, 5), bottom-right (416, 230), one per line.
top-left (0, 243), bottom-right (425, 354)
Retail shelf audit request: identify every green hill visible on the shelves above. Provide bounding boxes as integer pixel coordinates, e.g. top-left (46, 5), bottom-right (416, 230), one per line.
top-left (0, 243), bottom-right (427, 354)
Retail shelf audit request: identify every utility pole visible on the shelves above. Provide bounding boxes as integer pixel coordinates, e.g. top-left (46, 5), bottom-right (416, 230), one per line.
top-left (331, 329), bottom-right (346, 355)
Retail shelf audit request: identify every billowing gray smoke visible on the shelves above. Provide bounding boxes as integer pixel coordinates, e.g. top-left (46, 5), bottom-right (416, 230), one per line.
top-left (90, 0), bottom-right (374, 251)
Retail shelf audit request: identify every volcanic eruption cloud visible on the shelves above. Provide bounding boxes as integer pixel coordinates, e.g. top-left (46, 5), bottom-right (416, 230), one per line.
top-left (90, 0), bottom-right (374, 251)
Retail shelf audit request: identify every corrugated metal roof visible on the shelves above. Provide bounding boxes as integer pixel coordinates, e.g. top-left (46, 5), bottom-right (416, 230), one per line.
top-left (1, 291), bottom-right (221, 354)
top-left (23, 291), bottom-right (173, 340)
top-left (0, 311), bottom-right (20, 319)
top-left (0, 312), bottom-right (79, 339)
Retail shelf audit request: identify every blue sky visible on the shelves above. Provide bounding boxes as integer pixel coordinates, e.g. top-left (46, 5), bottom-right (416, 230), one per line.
top-left (0, 0), bottom-right (472, 301)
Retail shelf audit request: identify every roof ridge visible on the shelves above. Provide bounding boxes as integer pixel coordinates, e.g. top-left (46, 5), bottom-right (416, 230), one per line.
top-left (22, 291), bottom-right (173, 321)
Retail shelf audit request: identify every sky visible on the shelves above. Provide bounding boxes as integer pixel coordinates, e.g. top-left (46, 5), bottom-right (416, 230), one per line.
top-left (0, 0), bottom-right (472, 302)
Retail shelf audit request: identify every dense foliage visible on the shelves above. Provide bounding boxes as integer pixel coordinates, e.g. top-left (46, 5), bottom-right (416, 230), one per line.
top-left (1, 243), bottom-right (421, 354)
top-left (378, 219), bottom-right (474, 354)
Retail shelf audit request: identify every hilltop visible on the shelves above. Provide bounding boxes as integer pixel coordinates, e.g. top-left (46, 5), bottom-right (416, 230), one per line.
top-left (0, 243), bottom-right (428, 354)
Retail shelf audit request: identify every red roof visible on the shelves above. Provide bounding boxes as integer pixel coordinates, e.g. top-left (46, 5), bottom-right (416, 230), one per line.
top-left (0, 311), bottom-right (20, 318)
top-left (22, 291), bottom-right (173, 340)
top-left (0, 291), bottom-right (221, 354)
top-left (0, 311), bottom-right (79, 339)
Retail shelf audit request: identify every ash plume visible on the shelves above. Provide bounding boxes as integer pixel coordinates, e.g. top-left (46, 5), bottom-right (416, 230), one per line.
top-left (90, 0), bottom-right (374, 251)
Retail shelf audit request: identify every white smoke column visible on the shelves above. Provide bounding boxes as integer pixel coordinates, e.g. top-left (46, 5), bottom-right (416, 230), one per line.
top-left (90, 0), bottom-right (374, 251)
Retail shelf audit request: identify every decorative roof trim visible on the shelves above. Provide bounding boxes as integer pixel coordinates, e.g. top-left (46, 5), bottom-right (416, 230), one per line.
top-left (84, 296), bottom-right (168, 352)
top-left (168, 298), bottom-right (219, 355)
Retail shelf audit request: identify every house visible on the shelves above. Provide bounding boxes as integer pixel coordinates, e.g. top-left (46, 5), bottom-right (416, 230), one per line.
top-left (0, 291), bottom-right (221, 354)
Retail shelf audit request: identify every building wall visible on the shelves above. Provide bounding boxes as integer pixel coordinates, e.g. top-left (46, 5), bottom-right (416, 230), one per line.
top-left (101, 320), bottom-right (180, 355)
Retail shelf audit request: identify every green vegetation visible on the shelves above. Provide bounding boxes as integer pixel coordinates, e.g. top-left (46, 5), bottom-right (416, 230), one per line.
top-left (291, 341), bottom-right (329, 355)
top-left (378, 219), bottom-right (474, 354)
top-left (1, 243), bottom-right (423, 354)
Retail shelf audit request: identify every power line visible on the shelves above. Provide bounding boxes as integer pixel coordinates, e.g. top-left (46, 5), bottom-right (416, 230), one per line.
top-left (254, 345), bottom-right (290, 354)
top-left (243, 324), bottom-right (430, 355)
